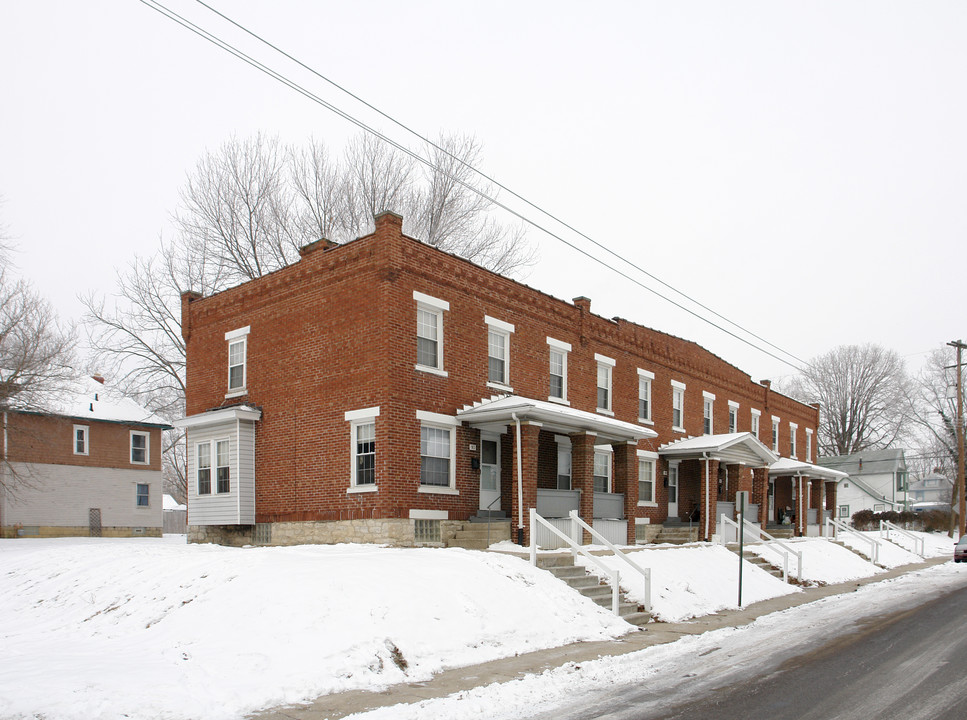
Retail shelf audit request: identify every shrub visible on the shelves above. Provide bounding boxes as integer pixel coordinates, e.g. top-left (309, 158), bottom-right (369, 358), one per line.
top-left (898, 510), bottom-right (920, 529)
top-left (920, 509), bottom-right (952, 533)
top-left (851, 509), bottom-right (875, 531)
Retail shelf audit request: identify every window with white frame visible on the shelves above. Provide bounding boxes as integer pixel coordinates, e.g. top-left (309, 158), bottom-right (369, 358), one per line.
top-left (789, 423), bottom-right (798, 458)
top-left (130, 431), bottom-right (149, 465)
top-left (485, 316), bottom-right (514, 388)
top-left (638, 451), bottom-right (658, 504)
top-left (556, 436), bottom-right (572, 490)
top-left (806, 429), bottom-right (813, 462)
top-left (346, 407), bottom-right (379, 489)
top-left (839, 505), bottom-right (849, 519)
top-left (136, 483), bottom-right (150, 507)
top-left (215, 439), bottom-right (231, 493)
top-left (595, 354), bottom-right (615, 413)
top-left (751, 409), bottom-right (761, 439)
top-left (638, 369), bottom-right (654, 422)
top-left (418, 411), bottom-right (456, 489)
top-left (547, 338), bottom-right (571, 403)
top-left (225, 326), bottom-right (250, 396)
top-left (593, 450), bottom-right (611, 493)
top-left (414, 291), bottom-right (449, 375)
top-left (196, 442), bottom-right (212, 495)
top-left (73, 424), bottom-right (89, 456)
top-left (672, 381), bottom-right (686, 431)
top-left (703, 392), bottom-right (715, 435)
top-left (728, 401), bottom-right (739, 433)
top-left (772, 416), bottom-right (780, 453)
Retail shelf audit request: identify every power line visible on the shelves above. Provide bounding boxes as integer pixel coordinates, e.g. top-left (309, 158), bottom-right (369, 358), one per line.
top-left (138, 0), bottom-right (805, 371)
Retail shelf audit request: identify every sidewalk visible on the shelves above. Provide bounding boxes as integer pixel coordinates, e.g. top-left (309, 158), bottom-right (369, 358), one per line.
top-left (251, 555), bottom-right (950, 720)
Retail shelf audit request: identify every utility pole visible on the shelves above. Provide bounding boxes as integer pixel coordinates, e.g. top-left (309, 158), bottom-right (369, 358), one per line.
top-left (948, 340), bottom-right (966, 538)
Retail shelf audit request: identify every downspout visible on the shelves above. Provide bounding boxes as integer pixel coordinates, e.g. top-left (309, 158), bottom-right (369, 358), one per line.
top-left (704, 453), bottom-right (710, 541)
top-left (512, 412), bottom-right (524, 544)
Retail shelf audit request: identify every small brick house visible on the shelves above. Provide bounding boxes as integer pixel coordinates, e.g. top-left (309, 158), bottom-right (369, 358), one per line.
top-left (177, 212), bottom-right (834, 547)
top-left (1, 376), bottom-right (170, 538)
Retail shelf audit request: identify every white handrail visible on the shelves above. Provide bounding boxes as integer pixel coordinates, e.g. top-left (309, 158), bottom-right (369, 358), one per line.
top-left (530, 509), bottom-right (621, 615)
top-left (879, 519), bottom-right (925, 557)
top-left (826, 517), bottom-right (881, 564)
top-left (718, 514), bottom-right (802, 582)
top-left (568, 510), bottom-right (652, 612)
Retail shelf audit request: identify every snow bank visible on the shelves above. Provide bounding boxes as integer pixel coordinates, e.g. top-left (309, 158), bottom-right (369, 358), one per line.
top-left (0, 538), bottom-right (630, 720)
top-left (746, 537), bottom-right (883, 583)
top-left (574, 544), bottom-right (798, 622)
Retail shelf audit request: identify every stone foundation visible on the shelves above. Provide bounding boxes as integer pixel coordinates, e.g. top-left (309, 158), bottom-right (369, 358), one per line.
top-left (188, 518), bottom-right (467, 547)
top-left (635, 522), bottom-right (663, 544)
top-left (0, 525), bottom-right (162, 539)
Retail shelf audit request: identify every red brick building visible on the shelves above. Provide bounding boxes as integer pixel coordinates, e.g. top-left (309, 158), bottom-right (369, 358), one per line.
top-left (177, 212), bottom-right (836, 547)
top-left (1, 376), bottom-right (169, 538)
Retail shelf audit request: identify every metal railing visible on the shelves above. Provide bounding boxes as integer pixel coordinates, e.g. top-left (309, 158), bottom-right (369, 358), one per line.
top-left (530, 509), bottom-right (622, 615)
top-left (879, 519), bottom-right (925, 557)
top-left (483, 495), bottom-right (501, 547)
top-left (718, 514), bottom-right (802, 582)
top-left (569, 510), bottom-right (651, 612)
top-left (826, 517), bottom-right (882, 565)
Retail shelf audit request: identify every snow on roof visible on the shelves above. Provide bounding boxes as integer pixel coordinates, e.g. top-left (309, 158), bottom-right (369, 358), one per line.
top-left (659, 432), bottom-right (778, 465)
top-left (818, 448), bottom-right (906, 476)
top-left (769, 456), bottom-right (848, 481)
top-left (19, 376), bottom-right (171, 427)
top-left (163, 494), bottom-right (186, 511)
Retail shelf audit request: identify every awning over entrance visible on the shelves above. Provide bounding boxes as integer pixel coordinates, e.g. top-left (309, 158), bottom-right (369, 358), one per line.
top-left (769, 457), bottom-right (848, 481)
top-left (659, 432), bottom-right (778, 466)
top-left (456, 395), bottom-right (657, 443)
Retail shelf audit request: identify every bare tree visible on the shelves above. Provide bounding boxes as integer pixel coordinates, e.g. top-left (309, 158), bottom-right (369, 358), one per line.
top-left (783, 344), bottom-right (912, 457)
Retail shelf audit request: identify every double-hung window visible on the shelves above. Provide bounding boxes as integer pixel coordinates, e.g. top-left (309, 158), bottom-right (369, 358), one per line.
top-left (136, 483), bottom-right (149, 507)
top-left (728, 401), bottom-right (739, 434)
top-left (196, 439), bottom-right (230, 495)
top-left (703, 392), bottom-right (715, 435)
top-left (414, 291), bottom-right (449, 376)
top-left (593, 450), bottom-right (611, 493)
top-left (346, 407), bottom-right (380, 490)
top-left (225, 326), bottom-right (250, 397)
top-left (671, 380), bottom-right (686, 432)
top-left (417, 411), bottom-right (457, 492)
top-left (485, 316), bottom-right (514, 390)
top-left (806, 429), bottom-right (813, 462)
top-left (215, 439), bottom-right (231, 493)
top-left (789, 423), bottom-right (798, 458)
top-left (595, 354), bottom-right (615, 414)
top-left (637, 451), bottom-right (658, 505)
top-left (130, 431), bottom-right (149, 465)
top-left (751, 409), bottom-right (761, 440)
top-left (637, 369), bottom-right (654, 423)
top-left (73, 425), bottom-right (89, 456)
top-left (547, 338), bottom-right (571, 403)
top-left (196, 443), bottom-right (212, 495)
top-left (772, 416), bottom-right (781, 453)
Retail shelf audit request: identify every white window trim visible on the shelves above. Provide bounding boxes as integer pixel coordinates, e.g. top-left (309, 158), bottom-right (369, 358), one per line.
top-left (347, 407), bottom-right (380, 490)
top-left (130, 430), bottom-right (150, 465)
top-left (417, 411), bottom-right (458, 493)
top-left (751, 408), bottom-right (761, 437)
top-left (728, 400), bottom-right (739, 433)
top-left (415, 292), bottom-right (449, 376)
top-left (671, 382), bottom-right (686, 433)
top-left (637, 449), bottom-right (659, 506)
top-left (637, 368), bottom-right (654, 424)
top-left (73, 424), bottom-right (89, 456)
top-left (225, 326), bottom-right (250, 399)
top-left (484, 315), bottom-right (515, 334)
top-left (703, 394), bottom-right (714, 435)
top-left (593, 447), bottom-right (613, 494)
top-left (806, 428), bottom-right (814, 462)
top-left (486, 318), bottom-right (513, 391)
top-left (410, 509), bottom-right (449, 520)
top-left (548, 338), bottom-right (570, 405)
top-left (596, 357), bottom-right (613, 415)
top-left (195, 438), bottom-right (232, 496)
top-left (772, 416), bottom-right (781, 452)
top-left (555, 434), bottom-right (572, 490)
top-left (789, 422), bottom-right (799, 459)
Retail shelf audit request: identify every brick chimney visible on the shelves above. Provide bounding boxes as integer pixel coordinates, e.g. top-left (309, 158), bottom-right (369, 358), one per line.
top-left (181, 290), bottom-right (203, 342)
top-left (91, 374), bottom-right (105, 385)
top-left (573, 296), bottom-right (591, 313)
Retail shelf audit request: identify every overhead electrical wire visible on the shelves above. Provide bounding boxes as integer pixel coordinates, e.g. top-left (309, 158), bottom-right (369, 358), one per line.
top-left (138, 0), bottom-right (805, 372)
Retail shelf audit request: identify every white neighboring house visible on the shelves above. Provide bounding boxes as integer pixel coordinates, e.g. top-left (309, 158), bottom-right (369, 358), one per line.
top-left (818, 448), bottom-right (909, 519)
top-left (1, 376), bottom-right (171, 538)
top-left (907, 469), bottom-right (953, 511)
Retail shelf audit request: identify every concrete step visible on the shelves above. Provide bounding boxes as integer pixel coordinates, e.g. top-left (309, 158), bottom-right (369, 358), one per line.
top-left (450, 523), bottom-right (509, 537)
top-left (547, 565), bottom-right (586, 580)
top-left (621, 611), bottom-right (652, 627)
top-left (536, 554), bottom-right (576, 569)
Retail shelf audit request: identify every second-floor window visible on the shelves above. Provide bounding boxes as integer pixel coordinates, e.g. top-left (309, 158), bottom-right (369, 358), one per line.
top-left (225, 325), bottom-right (250, 396)
top-left (414, 291), bottom-right (449, 375)
top-left (73, 425), bottom-right (89, 456)
top-left (672, 381), bottom-right (686, 431)
top-left (772, 417), bottom-right (780, 453)
top-left (130, 431), bottom-right (149, 465)
top-left (728, 402), bottom-right (738, 433)
top-left (751, 410), bottom-right (761, 439)
top-left (806, 430), bottom-right (813, 462)
top-left (547, 337), bottom-right (571, 403)
top-left (485, 316), bottom-right (514, 389)
top-left (703, 392), bottom-right (715, 435)
top-left (595, 354), bottom-right (615, 413)
top-left (789, 423), bottom-right (798, 458)
top-left (638, 369), bottom-right (653, 422)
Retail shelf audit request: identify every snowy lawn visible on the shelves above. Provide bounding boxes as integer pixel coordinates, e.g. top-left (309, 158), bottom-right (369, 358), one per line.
top-left (876, 528), bottom-right (958, 558)
top-left (0, 537), bottom-right (631, 720)
top-left (574, 544), bottom-right (798, 622)
top-left (746, 537), bottom-right (883, 584)
top-left (836, 530), bottom-right (922, 567)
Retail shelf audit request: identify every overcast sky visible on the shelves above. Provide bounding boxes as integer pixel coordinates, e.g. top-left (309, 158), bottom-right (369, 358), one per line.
top-left (2, 1), bottom-right (966, 385)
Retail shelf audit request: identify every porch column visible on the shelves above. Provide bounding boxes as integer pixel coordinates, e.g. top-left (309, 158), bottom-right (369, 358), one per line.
top-left (796, 476), bottom-right (806, 537)
top-left (510, 422), bottom-right (541, 546)
top-left (810, 478), bottom-right (823, 530)
top-left (612, 441), bottom-right (639, 545)
top-left (818, 479), bottom-right (827, 535)
top-left (827, 480), bottom-right (838, 523)
top-left (571, 432), bottom-right (596, 544)
top-left (701, 458), bottom-right (720, 541)
top-left (752, 467), bottom-right (769, 527)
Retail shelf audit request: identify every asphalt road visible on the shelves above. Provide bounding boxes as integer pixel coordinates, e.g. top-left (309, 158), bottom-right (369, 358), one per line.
top-left (560, 583), bottom-right (967, 720)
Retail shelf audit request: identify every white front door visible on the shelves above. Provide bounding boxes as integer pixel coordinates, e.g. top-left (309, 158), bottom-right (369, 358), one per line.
top-left (667, 463), bottom-right (679, 519)
top-left (479, 437), bottom-right (501, 511)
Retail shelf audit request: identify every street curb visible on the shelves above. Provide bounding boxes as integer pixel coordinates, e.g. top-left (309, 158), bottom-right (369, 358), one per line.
top-left (249, 555), bottom-right (952, 720)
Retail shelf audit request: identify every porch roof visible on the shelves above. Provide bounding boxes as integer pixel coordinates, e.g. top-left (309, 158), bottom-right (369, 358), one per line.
top-left (659, 432), bottom-right (778, 466)
top-left (456, 395), bottom-right (657, 443)
top-left (769, 457), bottom-right (849, 482)
top-left (174, 404), bottom-right (262, 429)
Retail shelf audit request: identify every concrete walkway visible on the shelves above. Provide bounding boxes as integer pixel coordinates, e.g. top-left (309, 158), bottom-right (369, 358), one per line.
top-left (251, 555), bottom-right (951, 720)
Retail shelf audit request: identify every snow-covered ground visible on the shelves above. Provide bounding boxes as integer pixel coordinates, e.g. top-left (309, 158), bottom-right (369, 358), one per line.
top-left (0, 531), bottom-right (953, 720)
